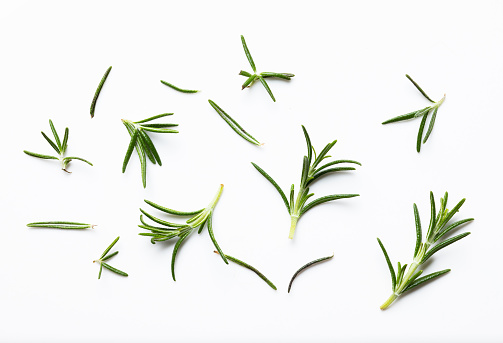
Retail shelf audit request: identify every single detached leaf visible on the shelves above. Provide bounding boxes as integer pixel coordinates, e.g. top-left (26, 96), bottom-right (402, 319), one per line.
top-left (288, 254), bottom-right (333, 293)
top-left (90, 66), bottom-right (112, 118)
top-left (160, 80), bottom-right (199, 93)
top-left (220, 252), bottom-right (277, 290)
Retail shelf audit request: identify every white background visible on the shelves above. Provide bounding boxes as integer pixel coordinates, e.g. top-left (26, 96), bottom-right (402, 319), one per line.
top-left (1, 1), bottom-right (502, 342)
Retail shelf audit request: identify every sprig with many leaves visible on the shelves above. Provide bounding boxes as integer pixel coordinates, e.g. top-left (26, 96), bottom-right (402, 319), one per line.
top-left (139, 184), bottom-right (228, 281)
top-left (252, 126), bottom-right (360, 239)
top-left (377, 191), bottom-right (473, 310)
top-left (122, 113), bottom-right (178, 188)
top-left (24, 119), bottom-right (93, 173)
top-left (93, 236), bottom-right (128, 279)
top-left (239, 35), bottom-right (294, 102)
top-left (382, 74), bottom-right (446, 153)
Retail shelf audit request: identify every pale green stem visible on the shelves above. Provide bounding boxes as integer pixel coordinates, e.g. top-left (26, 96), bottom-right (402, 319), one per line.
top-left (289, 215), bottom-right (299, 239)
top-left (189, 184), bottom-right (224, 228)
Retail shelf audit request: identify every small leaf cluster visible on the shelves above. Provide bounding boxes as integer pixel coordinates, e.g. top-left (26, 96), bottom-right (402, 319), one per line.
top-left (382, 74), bottom-right (446, 152)
top-left (24, 119), bottom-right (93, 173)
top-left (122, 113), bottom-right (179, 188)
top-left (239, 35), bottom-right (294, 102)
top-left (94, 236), bottom-right (128, 279)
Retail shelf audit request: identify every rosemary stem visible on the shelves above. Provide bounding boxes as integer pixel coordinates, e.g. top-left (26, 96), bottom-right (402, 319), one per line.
top-left (380, 293), bottom-right (398, 310)
top-left (396, 262), bottom-right (419, 294)
top-left (289, 215), bottom-right (299, 239)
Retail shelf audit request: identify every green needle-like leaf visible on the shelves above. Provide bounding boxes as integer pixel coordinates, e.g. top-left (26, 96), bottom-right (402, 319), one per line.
top-left (23, 151), bottom-right (58, 160)
top-left (41, 131), bottom-right (61, 154)
top-left (160, 80), bottom-right (199, 93)
top-left (421, 232), bottom-right (471, 264)
top-left (90, 66), bottom-right (112, 118)
top-left (27, 221), bottom-right (94, 229)
top-left (102, 263), bottom-right (128, 277)
top-left (219, 252), bottom-right (277, 290)
top-left (123, 129), bottom-right (139, 173)
top-left (406, 74), bottom-right (434, 103)
top-left (171, 230), bottom-right (192, 281)
top-left (288, 254), bottom-right (333, 293)
top-left (49, 120), bottom-right (62, 151)
top-left (101, 251), bottom-right (119, 261)
top-left (100, 236), bottom-right (120, 259)
top-left (416, 111), bottom-right (429, 153)
top-left (413, 204), bottom-right (422, 258)
top-left (434, 218), bottom-right (474, 242)
top-left (144, 200), bottom-right (203, 216)
top-left (258, 76), bottom-right (275, 102)
top-left (251, 162), bottom-right (290, 213)
top-left (241, 35), bottom-right (256, 73)
top-left (135, 113), bottom-right (174, 123)
top-left (300, 194), bottom-right (359, 216)
top-left (207, 214), bottom-right (228, 264)
top-left (423, 108), bottom-right (438, 143)
top-left (61, 128), bottom-right (69, 154)
top-left (208, 100), bottom-right (262, 146)
top-left (403, 269), bottom-right (450, 292)
top-left (377, 238), bottom-right (396, 291)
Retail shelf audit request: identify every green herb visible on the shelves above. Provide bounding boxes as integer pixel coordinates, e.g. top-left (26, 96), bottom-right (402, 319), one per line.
top-left (214, 251), bottom-right (277, 290)
top-left (160, 80), bottom-right (199, 93)
top-left (288, 254), bottom-right (333, 293)
top-left (378, 191), bottom-right (473, 310)
top-left (252, 125), bottom-right (360, 239)
top-left (139, 184), bottom-right (228, 281)
top-left (24, 119), bottom-right (93, 173)
top-left (239, 35), bottom-right (294, 102)
top-left (121, 114), bottom-right (178, 188)
top-left (90, 66), bottom-right (112, 118)
top-left (93, 236), bottom-right (128, 279)
top-left (382, 74), bottom-right (446, 153)
top-left (27, 221), bottom-right (95, 229)
top-left (208, 100), bottom-right (262, 146)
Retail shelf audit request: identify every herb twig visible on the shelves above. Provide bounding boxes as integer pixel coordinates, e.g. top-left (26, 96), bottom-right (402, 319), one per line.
top-left (90, 66), bottom-right (112, 118)
top-left (214, 251), bottom-right (277, 290)
top-left (252, 125), bottom-right (360, 239)
top-left (27, 221), bottom-right (95, 229)
top-left (382, 74), bottom-right (446, 152)
top-left (239, 35), bottom-right (294, 102)
top-left (24, 119), bottom-right (93, 173)
top-left (208, 100), bottom-right (262, 146)
top-left (139, 184), bottom-right (228, 281)
top-left (161, 80), bottom-right (199, 93)
top-left (93, 236), bottom-right (128, 279)
top-left (288, 254), bottom-right (333, 293)
top-left (122, 114), bottom-right (178, 188)
top-left (377, 191), bottom-right (473, 310)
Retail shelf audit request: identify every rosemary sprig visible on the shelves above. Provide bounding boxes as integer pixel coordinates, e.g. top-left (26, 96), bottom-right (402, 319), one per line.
top-left (90, 66), bottom-right (112, 118)
top-left (24, 119), bottom-right (93, 173)
top-left (378, 191), bottom-right (473, 310)
top-left (27, 221), bottom-right (95, 229)
top-left (239, 35), bottom-right (294, 102)
top-left (160, 80), bottom-right (199, 93)
top-left (382, 74), bottom-right (446, 153)
top-left (208, 100), bottom-right (262, 146)
top-left (252, 125), bottom-right (360, 239)
top-left (214, 251), bottom-right (277, 290)
top-left (93, 236), bottom-right (128, 279)
top-left (288, 254), bottom-right (333, 293)
top-left (139, 184), bottom-right (228, 281)
top-left (121, 113), bottom-right (178, 188)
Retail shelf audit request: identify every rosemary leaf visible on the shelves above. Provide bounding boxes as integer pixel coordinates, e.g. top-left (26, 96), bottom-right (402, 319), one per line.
top-left (160, 80), bottom-right (199, 93)
top-left (208, 100), bottom-right (262, 146)
top-left (216, 251), bottom-right (277, 290)
top-left (288, 254), bottom-right (333, 293)
top-left (90, 66), bottom-right (112, 118)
